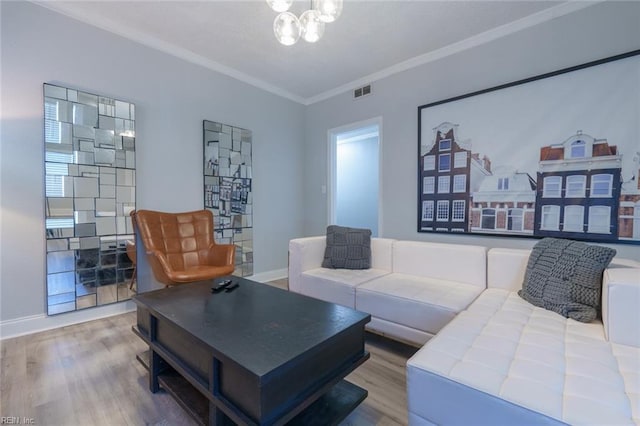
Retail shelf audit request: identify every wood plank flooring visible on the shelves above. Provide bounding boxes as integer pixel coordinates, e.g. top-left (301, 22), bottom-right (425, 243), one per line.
top-left (1, 280), bottom-right (418, 425)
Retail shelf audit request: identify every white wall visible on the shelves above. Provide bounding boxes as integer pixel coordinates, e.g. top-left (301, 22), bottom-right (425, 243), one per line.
top-left (304, 1), bottom-right (640, 260)
top-left (0, 2), bottom-right (305, 325)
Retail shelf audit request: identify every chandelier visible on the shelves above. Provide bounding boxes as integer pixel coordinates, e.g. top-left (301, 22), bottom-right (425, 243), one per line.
top-left (267, 0), bottom-right (343, 46)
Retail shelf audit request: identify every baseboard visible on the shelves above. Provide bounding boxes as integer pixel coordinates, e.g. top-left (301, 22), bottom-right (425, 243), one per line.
top-left (0, 300), bottom-right (136, 340)
top-left (248, 268), bottom-right (288, 283)
top-left (1, 269), bottom-right (288, 340)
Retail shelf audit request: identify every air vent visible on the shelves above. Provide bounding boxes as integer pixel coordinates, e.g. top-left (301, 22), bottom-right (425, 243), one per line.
top-left (353, 84), bottom-right (371, 99)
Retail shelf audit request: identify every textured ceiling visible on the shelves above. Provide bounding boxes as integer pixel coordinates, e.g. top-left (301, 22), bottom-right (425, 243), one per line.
top-left (39, 1), bottom-right (585, 104)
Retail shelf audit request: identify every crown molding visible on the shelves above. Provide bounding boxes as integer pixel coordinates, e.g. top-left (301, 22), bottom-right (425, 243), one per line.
top-left (303, 1), bottom-right (602, 105)
top-left (32, 1), bottom-right (307, 105)
top-left (33, 1), bottom-right (600, 107)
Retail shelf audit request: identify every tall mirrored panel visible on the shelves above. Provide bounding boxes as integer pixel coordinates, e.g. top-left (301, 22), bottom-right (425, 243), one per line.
top-left (203, 120), bottom-right (253, 276)
top-left (44, 83), bottom-right (136, 315)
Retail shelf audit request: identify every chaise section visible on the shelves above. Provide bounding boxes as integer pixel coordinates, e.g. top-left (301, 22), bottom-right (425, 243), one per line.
top-left (407, 288), bottom-right (640, 425)
top-left (407, 247), bottom-right (640, 425)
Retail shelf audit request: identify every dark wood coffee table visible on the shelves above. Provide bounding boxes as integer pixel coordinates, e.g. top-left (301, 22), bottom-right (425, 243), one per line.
top-left (132, 276), bottom-right (371, 425)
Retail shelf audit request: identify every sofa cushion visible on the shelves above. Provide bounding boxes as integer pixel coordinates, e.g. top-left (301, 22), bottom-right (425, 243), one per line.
top-left (322, 225), bottom-right (372, 269)
top-left (392, 241), bottom-right (487, 289)
top-left (356, 273), bottom-right (484, 335)
top-left (487, 248), bottom-right (532, 291)
top-left (407, 289), bottom-right (640, 425)
top-left (298, 268), bottom-right (390, 308)
top-left (518, 238), bottom-right (616, 322)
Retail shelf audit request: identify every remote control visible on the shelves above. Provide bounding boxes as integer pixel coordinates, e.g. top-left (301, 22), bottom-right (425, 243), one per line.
top-left (225, 283), bottom-right (239, 293)
top-left (211, 279), bottom-right (233, 293)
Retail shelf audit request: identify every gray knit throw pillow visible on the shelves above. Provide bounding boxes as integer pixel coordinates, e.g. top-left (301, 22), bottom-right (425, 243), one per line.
top-left (518, 238), bottom-right (616, 322)
top-left (322, 225), bottom-right (372, 270)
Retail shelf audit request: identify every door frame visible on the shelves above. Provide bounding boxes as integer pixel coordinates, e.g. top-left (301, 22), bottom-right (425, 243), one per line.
top-left (327, 116), bottom-right (383, 236)
top-left (634, 201), bottom-right (640, 240)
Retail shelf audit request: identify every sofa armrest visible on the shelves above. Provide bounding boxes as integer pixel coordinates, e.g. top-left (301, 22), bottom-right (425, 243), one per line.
top-left (602, 267), bottom-right (640, 348)
top-left (288, 237), bottom-right (327, 292)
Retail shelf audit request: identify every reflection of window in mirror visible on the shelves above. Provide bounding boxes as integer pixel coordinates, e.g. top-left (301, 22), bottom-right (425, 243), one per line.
top-left (45, 162), bottom-right (68, 198)
top-left (44, 100), bottom-right (61, 143)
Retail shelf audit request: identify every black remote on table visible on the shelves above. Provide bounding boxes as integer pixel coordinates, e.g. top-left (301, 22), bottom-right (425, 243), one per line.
top-left (212, 279), bottom-right (233, 293)
top-left (225, 283), bottom-right (239, 293)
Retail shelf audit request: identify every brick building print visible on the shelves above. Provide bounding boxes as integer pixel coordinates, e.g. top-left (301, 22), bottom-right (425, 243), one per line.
top-left (420, 122), bottom-right (470, 232)
top-left (619, 154), bottom-right (640, 241)
top-left (471, 166), bottom-right (536, 235)
top-left (534, 131), bottom-right (622, 242)
top-left (420, 123), bottom-right (483, 232)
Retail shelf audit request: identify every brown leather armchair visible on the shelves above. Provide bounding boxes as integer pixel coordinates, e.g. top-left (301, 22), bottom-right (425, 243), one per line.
top-left (131, 209), bottom-right (235, 286)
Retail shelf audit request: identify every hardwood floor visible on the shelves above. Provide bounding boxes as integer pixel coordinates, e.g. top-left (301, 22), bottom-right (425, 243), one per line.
top-left (0, 280), bottom-right (418, 425)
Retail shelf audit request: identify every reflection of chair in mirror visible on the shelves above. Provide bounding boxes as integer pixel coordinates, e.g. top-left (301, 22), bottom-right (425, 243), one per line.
top-left (126, 240), bottom-right (137, 290)
top-left (131, 209), bottom-right (235, 286)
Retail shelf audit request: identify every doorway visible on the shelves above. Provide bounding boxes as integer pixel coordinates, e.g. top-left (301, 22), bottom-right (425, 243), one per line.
top-left (328, 118), bottom-right (381, 236)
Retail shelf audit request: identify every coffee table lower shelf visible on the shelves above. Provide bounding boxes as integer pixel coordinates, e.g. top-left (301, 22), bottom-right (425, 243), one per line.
top-left (136, 350), bottom-right (367, 426)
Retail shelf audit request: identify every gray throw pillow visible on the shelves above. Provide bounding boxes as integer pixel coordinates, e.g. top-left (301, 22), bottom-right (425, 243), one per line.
top-left (518, 238), bottom-right (616, 322)
top-left (322, 225), bottom-right (372, 270)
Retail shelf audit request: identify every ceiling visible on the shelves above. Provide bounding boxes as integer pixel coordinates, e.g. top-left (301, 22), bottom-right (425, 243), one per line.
top-left (38, 1), bottom-right (593, 105)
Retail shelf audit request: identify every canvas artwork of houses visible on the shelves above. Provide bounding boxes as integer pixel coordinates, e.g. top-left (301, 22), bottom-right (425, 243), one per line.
top-left (419, 123), bottom-right (640, 243)
top-left (418, 52), bottom-right (639, 244)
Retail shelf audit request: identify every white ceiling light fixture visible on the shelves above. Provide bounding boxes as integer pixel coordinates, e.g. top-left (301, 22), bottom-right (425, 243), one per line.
top-left (313, 0), bottom-right (343, 23)
top-left (268, 0), bottom-right (341, 46)
top-left (273, 11), bottom-right (301, 46)
top-left (299, 9), bottom-right (325, 43)
top-left (266, 0), bottom-right (294, 13)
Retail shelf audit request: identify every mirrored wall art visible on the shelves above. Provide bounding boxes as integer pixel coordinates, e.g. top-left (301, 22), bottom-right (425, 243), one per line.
top-left (44, 83), bottom-right (136, 315)
top-left (203, 120), bottom-right (253, 276)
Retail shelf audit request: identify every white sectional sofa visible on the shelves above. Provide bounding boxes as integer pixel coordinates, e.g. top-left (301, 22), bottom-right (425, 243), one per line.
top-left (288, 237), bottom-right (640, 425)
top-left (407, 248), bottom-right (640, 425)
top-left (288, 237), bottom-right (487, 345)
